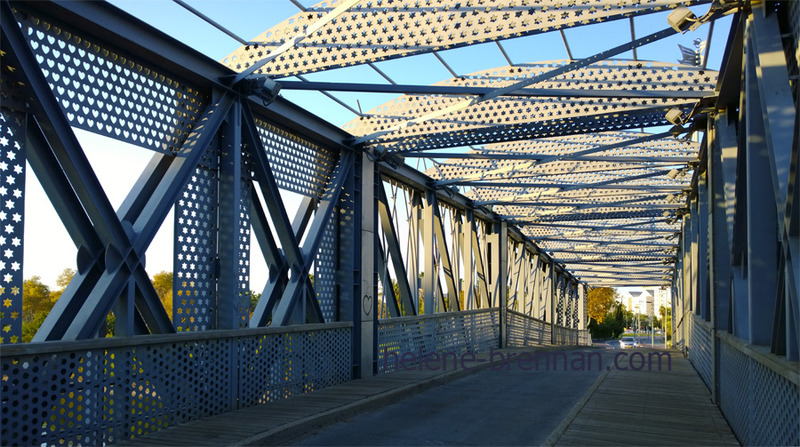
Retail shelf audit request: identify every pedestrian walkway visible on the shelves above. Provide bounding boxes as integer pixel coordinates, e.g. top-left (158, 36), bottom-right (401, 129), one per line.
top-left (115, 347), bottom-right (738, 446)
top-left (549, 350), bottom-right (739, 446)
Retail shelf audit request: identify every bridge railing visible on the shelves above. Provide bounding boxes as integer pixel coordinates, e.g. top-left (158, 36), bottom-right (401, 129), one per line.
top-left (376, 308), bottom-right (501, 373)
top-left (0, 322), bottom-right (352, 447)
top-left (684, 314), bottom-right (800, 446)
top-left (506, 310), bottom-right (550, 346)
top-left (506, 310), bottom-right (592, 348)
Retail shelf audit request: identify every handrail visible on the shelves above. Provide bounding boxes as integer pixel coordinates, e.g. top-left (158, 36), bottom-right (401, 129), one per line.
top-left (0, 321), bottom-right (353, 356)
top-left (377, 308), bottom-right (499, 325)
top-left (506, 309), bottom-right (546, 324)
top-left (715, 325), bottom-right (800, 387)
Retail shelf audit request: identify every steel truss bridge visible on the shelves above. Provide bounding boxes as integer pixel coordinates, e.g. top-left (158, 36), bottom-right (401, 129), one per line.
top-left (0, 0), bottom-right (797, 445)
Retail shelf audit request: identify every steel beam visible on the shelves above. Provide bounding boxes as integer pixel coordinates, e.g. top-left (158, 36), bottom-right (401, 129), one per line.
top-left (278, 81), bottom-right (711, 99)
top-left (376, 174), bottom-right (416, 316)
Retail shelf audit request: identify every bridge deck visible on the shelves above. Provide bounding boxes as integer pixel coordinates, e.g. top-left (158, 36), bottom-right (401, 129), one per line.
top-left (116, 347), bottom-right (738, 446)
top-left (551, 350), bottom-right (739, 446)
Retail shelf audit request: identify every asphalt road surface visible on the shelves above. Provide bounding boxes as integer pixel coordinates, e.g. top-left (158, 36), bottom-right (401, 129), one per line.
top-left (291, 348), bottom-right (613, 446)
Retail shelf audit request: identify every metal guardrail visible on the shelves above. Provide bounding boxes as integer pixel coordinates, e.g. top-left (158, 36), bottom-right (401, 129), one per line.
top-left (685, 314), bottom-right (800, 446)
top-left (0, 323), bottom-right (353, 446)
top-left (506, 310), bottom-right (591, 348)
top-left (376, 309), bottom-right (501, 373)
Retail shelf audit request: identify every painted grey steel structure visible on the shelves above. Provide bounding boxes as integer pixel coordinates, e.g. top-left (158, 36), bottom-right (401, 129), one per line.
top-left (0, 0), bottom-right (797, 445)
top-left (670, 2), bottom-right (800, 446)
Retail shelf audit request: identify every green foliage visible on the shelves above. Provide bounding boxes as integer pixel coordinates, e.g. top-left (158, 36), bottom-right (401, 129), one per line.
top-left (660, 305), bottom-right (672, 339)
top-left (247, 290), bottom-right (262, 314)
top-left (588, 302), bottom-right (627, 339)
top-left (21, 311), bottom-right (49, 343)
top-left (104, 312), bottom-right (115, 338)
top-left (151, 271), bottom-right (173, 319)
top-left (22, 276), bottom-right (52, 321)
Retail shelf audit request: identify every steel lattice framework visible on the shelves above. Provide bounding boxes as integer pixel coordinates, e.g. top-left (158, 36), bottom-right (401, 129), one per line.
top-left (423, 130), bottom-right (701, 286)
top-left (1, 0), bottom-right (798, 445)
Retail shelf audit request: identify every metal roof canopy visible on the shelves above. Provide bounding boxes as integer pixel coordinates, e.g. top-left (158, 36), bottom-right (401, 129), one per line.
top-left (214, 0), bottom-right (737, 288)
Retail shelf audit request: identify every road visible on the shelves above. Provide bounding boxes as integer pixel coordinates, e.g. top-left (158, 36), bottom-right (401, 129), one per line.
top-left (594, 335), bottom-right (668, 349)
top-left (292, 348), bottom-right (612, 446)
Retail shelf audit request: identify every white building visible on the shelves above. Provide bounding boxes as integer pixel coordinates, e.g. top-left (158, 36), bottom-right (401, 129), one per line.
top-left (616, 287), bottom-right (671, 318)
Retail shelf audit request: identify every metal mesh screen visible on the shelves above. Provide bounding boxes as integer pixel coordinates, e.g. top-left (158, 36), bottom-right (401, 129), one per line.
top-left (717, 336), bottom-right (800, 446)
top-left (0, 111), bottom-right (25, 344)
top-left (0, 324), bottom-right (352, 446)
top-left (376, 309), bottom-right (500, 373)
top-left (687, 315), bottom-right (713, 391)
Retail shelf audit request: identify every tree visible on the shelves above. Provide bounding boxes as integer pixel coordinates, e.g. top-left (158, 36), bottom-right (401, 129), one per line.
top-left (587, 287), bottom-right (616, 323)
top-left (247, 290), bottom-right (262, 315)
top-left (56, 268), bottom-right (75, 289)
top-left (588, 301), bottom-right (626, 339)
top-left (660, 305), bottom-right (672, 339)
top-left (151, 271), bottom-right (173, 318)
top-left (49, 268), bottom-right (75, 304)
top-left (22, 276), bottom-right (52, 321)
top-left (21, 311), bottom-right (48, 343)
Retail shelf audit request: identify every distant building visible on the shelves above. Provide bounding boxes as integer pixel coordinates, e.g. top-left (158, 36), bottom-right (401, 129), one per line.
top-left (616, 287), bottom-right (671, 318)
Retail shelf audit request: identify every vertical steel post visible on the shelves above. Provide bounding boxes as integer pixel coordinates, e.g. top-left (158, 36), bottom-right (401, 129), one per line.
top-left (422, 191), bottom-right (436, 314)
top-left (359, 152), bottom-right (375, 377)
top-left (461, 210), bottom-right (475, 310)
top-left (497, 221), bottom-right (508, 348)
top-left (697, 171), bottom-right (710, 321)
top-left (407, 190), bottom-right (421, 313)
top-left (709, 112), bottom-right (736, 333)
top-left (744, 34), bottom-right (779, 346)
top-left (550, 263), bottom-right (556, 344)
top-left (218, 102), bottom-right (246, 329)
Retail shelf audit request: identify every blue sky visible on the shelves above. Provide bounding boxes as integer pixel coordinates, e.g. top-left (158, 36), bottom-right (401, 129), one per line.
top-left (23, 0), bottom-right (732, 288)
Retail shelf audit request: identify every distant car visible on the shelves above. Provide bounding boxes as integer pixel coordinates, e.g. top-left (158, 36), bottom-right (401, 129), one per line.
top-left (619, 337), bottom-right (638, 349)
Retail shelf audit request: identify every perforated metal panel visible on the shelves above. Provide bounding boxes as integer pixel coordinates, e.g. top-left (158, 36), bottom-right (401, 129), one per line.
top-left (0, 324), bottom-right (352, 446)
top-left (174, 146), bottom-right (219, 332)
top-left (0, 112), bottom-right (25, 345)
top-left (254, 118), bottom-right (336, 198)
top-left (14, 9), bottom-right (207, 154)
top-left (556, 276), bottom-right (565, 326)
top-left (376, 309), bottom-right (499, 373)
top-left (223, 0), bottom-right (710, 77)
top-left (316, 200), bottom-right (339, 322)
top-left (237, 327), bottom-right (352, 407)
top-left (344, 61), bottom-right (715, 150)
top-left (789, 1), bottom-right (800, 72)
top-left (235, 175), bottom-right (253, 328)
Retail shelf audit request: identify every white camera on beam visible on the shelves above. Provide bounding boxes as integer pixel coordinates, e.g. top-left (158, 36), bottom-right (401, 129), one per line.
top-left (668, 7), bottom-right (699, 33)
top-left (665, 108), bottom-right (687, 126)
